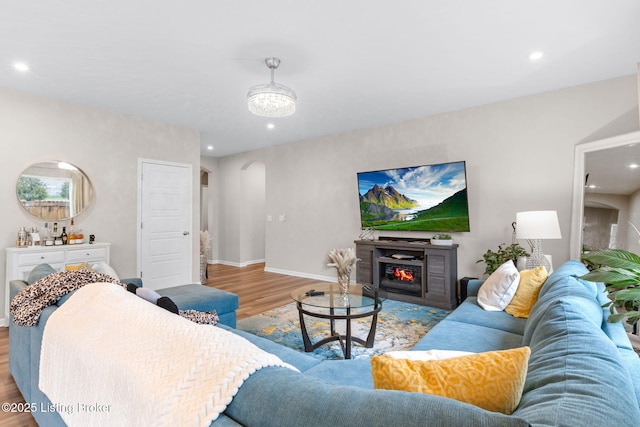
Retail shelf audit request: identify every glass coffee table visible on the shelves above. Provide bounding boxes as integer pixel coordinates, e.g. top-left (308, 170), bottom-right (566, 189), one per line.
top-left (290, 283), bottom-right (386, 359)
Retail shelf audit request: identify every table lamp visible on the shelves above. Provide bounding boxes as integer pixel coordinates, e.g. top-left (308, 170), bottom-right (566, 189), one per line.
top-left (516, 210), bottom-right (562, 272)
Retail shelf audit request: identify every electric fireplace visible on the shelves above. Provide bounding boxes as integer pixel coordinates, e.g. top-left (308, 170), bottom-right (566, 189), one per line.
top-left (379, 262), bottom-right (423, 297)
top-left (356, 238), bottom-right (458, 309)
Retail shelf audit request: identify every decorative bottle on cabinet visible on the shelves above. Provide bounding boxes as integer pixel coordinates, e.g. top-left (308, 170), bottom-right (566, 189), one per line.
top-left (53, 223), bottom-right (63, 246)
top-left (68, 218), bottom-right (75, 245)
top-left (43, 223), bottom-right (53, 246)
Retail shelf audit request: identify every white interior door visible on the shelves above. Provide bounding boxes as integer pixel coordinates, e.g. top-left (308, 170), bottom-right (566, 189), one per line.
top-left (138, 160), bottom-right (192, 290)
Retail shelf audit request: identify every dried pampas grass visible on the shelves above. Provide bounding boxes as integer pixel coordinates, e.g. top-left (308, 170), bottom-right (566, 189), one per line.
top-left (327, 247), bottom-right (359, 276)
top-left (200, 230), bottom-right (212, 255)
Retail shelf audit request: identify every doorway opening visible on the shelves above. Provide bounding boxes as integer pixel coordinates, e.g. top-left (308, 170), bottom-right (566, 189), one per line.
top-left (583, 205), bottom-right (619, 250)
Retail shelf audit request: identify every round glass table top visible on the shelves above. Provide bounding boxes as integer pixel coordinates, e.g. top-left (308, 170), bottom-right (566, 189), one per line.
top-left (290, 283), bottom-right (386, 309)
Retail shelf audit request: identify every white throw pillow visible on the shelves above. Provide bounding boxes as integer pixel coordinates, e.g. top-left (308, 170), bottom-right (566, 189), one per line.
top-left (91, 262), bottom-right (119, 280)
top-left (384, 349), bottom-right (475, 361)
top-left (477, 260), bottom-right (520, 311)
top-left (136, 287), bottom-right (161, 304)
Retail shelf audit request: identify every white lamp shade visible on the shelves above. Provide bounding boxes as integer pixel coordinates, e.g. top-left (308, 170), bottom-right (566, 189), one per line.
top-left (516, 211), bottom-right (562, 240)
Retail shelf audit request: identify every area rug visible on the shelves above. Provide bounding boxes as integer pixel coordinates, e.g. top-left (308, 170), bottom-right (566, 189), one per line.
top-left (237, 300), bottom-right (451, 360)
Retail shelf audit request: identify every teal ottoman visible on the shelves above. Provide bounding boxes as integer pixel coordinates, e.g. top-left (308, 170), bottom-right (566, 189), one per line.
top-left (156, 284), bottom-right (239, 328)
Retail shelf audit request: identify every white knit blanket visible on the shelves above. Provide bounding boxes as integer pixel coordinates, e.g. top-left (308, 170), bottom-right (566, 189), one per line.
top-left (39, 283), bottom-right (297, 427)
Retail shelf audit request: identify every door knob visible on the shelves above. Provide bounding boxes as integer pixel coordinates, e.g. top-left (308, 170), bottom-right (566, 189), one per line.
top-left (183, 231), bottom-right (190, 236)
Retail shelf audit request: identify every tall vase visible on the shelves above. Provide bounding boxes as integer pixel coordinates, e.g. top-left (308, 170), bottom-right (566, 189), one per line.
top-left (337, 273), bottom-right (350, 295)
top-left (200, 253), bottom-right (207, 284)
top-left (337, 272), bottom-right (350, 306)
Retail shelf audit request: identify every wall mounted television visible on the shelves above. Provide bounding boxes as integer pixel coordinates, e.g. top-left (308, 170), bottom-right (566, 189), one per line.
top-left (357, 161), bottom-right (470, 232)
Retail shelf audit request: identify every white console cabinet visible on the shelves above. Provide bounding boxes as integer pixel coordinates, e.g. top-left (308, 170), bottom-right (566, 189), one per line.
top-left (4, 242), bottom-right (111, 325)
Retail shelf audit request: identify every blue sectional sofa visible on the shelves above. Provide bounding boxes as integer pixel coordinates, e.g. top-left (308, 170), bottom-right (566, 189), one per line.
top-left (8, 260), bottom-right (640, 426)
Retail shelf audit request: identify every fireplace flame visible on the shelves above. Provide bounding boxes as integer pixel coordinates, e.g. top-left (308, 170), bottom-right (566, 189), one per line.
top-left (394, 267), bottom-right (414, 282)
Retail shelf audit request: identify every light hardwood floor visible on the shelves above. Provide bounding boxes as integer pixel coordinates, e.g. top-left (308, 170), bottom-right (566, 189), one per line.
top-left (0, 262), bottom-right (319, 426)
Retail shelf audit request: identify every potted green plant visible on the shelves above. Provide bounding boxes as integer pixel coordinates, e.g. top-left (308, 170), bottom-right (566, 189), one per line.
top-left (431, 234), bottom-right (453, 246)
top-left (476, 243), bottom-right (529, 276)
top-left (580, 248), bottom-right (640, 324)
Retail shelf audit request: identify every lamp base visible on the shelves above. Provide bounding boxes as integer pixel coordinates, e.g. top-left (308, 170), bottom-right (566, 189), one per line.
top-left (517, 255), bottom-right (553, 273)
top-left (521, 239), bottom-right (552, 273)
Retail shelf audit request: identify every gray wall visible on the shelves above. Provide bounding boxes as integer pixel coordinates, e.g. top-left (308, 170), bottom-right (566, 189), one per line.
top-left (1, 87), bottom-right (201, 320)
top-left (3, 75), bottom-right (638, 320)
top-left (214, 75), bottom-right (639, 281)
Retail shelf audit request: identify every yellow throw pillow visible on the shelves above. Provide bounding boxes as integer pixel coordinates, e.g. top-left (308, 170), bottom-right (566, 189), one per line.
top-left (505, 266), bottom-right (548, 318)
top-left (65, 262), bottom-right (93, 272)
top-left (371, 346), bottom-right (531, 414)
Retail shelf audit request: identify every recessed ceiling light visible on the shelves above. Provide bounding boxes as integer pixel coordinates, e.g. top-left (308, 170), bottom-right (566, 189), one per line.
top-left (528, 51), bottom-right (544, 61)
top-left (267, 123), bottom-right (275, 129)
top-left (207, 145), bottom-right (214, 151)
top-left (14, 62), bottom-right (29, 72)
top-left (629, 163), bottom-right (639, 169)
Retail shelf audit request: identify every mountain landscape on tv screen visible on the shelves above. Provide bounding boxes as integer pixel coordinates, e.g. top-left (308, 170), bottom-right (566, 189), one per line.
top-left (358, 162), bottom-right (470, 232)
top-left (360, 184), bottom-right (418, 209)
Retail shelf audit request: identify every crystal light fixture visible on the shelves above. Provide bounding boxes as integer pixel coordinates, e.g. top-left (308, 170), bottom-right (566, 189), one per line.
top-left (247, 57), bottom-right (296, 118)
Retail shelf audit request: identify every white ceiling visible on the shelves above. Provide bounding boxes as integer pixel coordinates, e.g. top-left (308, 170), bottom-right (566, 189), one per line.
top-left (1, 1), bottom-right (639, 158)
top-left (585, 143), bottom-right (640, 196)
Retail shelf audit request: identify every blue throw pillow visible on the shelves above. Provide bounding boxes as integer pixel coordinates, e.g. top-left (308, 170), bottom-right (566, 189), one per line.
top-left (26, 264), bottom-right (56, 285)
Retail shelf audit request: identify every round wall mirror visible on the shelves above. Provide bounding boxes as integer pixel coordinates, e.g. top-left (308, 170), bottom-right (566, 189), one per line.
top-left (16, 161), bottom-right (93, 221)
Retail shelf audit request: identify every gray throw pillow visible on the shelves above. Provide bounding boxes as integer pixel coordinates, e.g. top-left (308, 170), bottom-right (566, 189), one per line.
top-left (27, 264), bottom-right (57, 285)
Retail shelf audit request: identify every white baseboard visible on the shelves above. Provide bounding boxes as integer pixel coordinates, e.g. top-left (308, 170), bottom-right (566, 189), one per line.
top-left (209, 259), bottom-right (266, 268)
top-left (208, 260), bottom-right (336, 282)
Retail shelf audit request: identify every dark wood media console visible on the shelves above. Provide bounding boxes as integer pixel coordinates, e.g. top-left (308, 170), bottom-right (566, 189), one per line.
top-left (354, 239), bottom-right (458, 309)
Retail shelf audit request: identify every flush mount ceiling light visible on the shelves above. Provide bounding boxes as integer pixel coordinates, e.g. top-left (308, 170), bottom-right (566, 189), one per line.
top-left (13, 62), bottom-right (29, 72)
top-left (529, 51), bottom-right (544, 61)
top-left (247, 57), bottom-right (296, 118)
